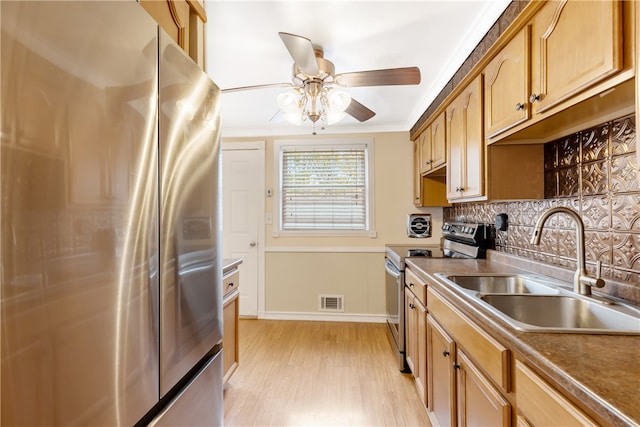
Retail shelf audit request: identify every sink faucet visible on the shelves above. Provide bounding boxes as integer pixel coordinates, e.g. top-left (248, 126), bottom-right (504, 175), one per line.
top-left (530, 206), bottom-right (605, 296)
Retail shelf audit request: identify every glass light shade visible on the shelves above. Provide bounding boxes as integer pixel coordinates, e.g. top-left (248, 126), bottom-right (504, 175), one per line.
top-left (327, 89), bottom-right (351, 113)
top-left (283, 112), bottom-right (302, 125)
top-left (277, 89), bottom-right (301, 114)
top-left (326, 111), bottom-right (346, 125)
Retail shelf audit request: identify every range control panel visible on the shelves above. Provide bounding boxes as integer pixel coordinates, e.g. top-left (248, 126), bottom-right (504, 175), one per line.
top-left (441, 222), bottom-right (488, 245)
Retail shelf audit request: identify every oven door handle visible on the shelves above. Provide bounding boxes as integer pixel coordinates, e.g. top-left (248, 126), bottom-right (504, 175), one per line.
top-left (385, 260), bottom-right (401, 279)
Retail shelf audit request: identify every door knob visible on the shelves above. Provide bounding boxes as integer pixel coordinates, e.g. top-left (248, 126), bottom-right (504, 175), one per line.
top-left (249, 241), bottom-right (257, 248)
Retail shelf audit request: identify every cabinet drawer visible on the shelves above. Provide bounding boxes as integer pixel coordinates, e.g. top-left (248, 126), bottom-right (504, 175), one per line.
top-left (405, 268), bottom-right (427, 306)
top-left (223, 269), bottom-right (239, 298)
top-left (515, 360), bottom-right (596, 427)
top-left (427, 287), bottom-right (511, 392)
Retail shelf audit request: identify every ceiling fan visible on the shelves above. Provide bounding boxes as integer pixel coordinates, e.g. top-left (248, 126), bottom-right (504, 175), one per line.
top-left (221, 32), bottom-right (421, 127)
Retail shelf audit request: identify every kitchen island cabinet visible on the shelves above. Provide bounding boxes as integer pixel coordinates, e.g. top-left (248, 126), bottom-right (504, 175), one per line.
top-left (405, 253), bottom-right (640, 427)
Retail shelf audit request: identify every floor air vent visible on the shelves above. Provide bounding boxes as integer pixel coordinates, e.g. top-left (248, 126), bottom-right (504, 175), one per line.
top-left (319, 294), bottom-right (344, 312)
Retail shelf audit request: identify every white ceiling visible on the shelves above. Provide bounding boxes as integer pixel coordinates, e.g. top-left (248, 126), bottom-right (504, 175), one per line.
top-left (205, 0), bottom-right (511, 138)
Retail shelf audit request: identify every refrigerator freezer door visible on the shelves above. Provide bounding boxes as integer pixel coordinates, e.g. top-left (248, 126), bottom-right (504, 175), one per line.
top-left (149, 351), bottom-right (224, 426)
top-left (1, 2), bottom-right (159, 425)
top-left (158, 30), bottom-right (223, 396)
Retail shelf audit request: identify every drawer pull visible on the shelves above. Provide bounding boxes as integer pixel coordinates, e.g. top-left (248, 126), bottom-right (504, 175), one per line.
top-left (227, 282), bottom-right (234, 287)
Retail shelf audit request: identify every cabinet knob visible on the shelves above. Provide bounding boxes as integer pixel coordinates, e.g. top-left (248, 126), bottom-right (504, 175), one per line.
top-left (442, 350), bottom-right (450, 358)
top-left (453, 363), bottom-right (461, 370)
top-left (409, 303), bottom-right (414, 309)
top-left (529, 93), bottom-right (541, 103)
top-left (227, 282), bottom-right (234, 288)
top-left (515, 102), bottom-right (525, 111)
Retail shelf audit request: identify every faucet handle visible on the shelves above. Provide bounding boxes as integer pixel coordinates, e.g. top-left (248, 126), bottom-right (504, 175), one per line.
top-left (593, 261), bottom-right (605, 288)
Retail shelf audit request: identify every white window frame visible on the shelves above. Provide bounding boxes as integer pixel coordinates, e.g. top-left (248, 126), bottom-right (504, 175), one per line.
top-left (273, 138), bottom-right (376, 237)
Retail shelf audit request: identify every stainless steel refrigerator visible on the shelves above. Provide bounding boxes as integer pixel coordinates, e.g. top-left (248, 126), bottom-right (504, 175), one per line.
top-left (1, 2), bottom-right (223, 425)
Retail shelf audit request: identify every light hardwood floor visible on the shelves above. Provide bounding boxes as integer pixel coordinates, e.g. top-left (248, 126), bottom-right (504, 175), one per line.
top-left (223, 319), bottom-right (431, 426)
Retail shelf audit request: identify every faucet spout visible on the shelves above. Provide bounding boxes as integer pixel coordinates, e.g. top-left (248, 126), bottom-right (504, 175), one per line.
top-left (530, 206), bottom-right (605, 296)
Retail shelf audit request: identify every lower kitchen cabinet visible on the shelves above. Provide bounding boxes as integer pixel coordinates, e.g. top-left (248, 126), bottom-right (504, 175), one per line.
top-left (222, 267), bottom-right (239, 383)
top-left (426, 313), bottom-right (512, 427)
top-left (405, 269), bottom-right (428, 406)
top-left (426, 315), bottom-right (456, 427)
top-left (515, 360), bottom-right (596, 427)
top-left (457, 349), bottom-right (511, 427)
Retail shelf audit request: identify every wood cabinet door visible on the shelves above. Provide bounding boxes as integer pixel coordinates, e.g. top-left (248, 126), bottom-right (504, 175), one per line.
top-left (484, 26), bottom-right (530, 138)
top-left (515, 360), bottom-right (597, 427)
top-left (427, 315), bottom-right (456, 427)
top-left (456, 350), bottom-right (511, 427)
top-left (446, 96), bottom-right (463, 200)
top-left (416, 300), bottom-right (428, 407)
top-left (530, 0), bottom-right (623, 115)
top-left (420, 130), bottom-right (432, 174)
top-left (431, 112), bottom-right (446, 170)
top-left (413, 140), bottom-right (422, 206)
top-left (405, 291), bottom-right (417, 375)
top-left (460, 75), bottom-right (484, 200)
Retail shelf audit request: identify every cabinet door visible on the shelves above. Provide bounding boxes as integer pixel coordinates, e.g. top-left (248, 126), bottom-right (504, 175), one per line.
top-left (446, 96), bottom-right (464, 200)
top-left (530, 0), bottom-right (622, 115)
top-left (427, 315), bottom-right (456, 427)
top-left (405, 291), bottom-right (418, 375)
top-left (430, 112), bottom-right (446, 170)
top-left (413, 140), bottom-right (423, 206)
top-left (459, 75), bottom-right (484, 199)
top-left (515, 360), bottom-right (597, 427)
top-left (456, 350), bottom-right (511, 427)
top-left (420, 130), bottom-right (432, 174)
top-left (415, 300), bottom-right (428, 407)
top-left (484, 26), bottom-right (530, 138)
top-left (223, 292), bottom-right (239, 383)
top-left (447, 76), bottom-right (484, 201)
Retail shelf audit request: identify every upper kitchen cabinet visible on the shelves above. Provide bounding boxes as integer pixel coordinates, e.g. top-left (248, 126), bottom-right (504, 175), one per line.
top-left (529, 0), bottom-right (622, 116)
top-left (140, 0), bottom-right (207, 69)
top-left (484, 0), bottom-right (634, 144)
top-left (420, 113), bottom-right (446, 175)
top-left (484, 26), bottom-right (530, 139)
top-left (446, 75), bottom-right (484, 202)
top-left (637, 0), bottom-right (640, 186)
top-left (413, 112), bottom-right (450, 207)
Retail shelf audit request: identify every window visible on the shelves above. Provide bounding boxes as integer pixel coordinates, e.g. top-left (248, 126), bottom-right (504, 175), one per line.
top-left (275, 138), bottom-right (374, 236)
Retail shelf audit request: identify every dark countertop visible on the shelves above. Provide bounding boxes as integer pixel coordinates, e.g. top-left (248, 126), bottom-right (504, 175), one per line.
top-left (222, 258), bottom-right (242, 275)
top-left (406, 252), bottom-right (640, 427)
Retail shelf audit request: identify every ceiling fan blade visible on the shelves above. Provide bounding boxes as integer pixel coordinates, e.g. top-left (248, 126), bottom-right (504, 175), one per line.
top-left (278, 32), bottom-right (319, 76)
top-left (345, 98), bottom-right (376, 122)
top-left (221, 82), bottom-right (294, 93)
top-left (335, 67), bottom-right (421, 87)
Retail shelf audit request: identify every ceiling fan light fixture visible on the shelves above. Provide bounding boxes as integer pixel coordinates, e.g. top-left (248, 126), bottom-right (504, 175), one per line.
top-left (326, 111), bottom-right (346, 125)
top-left (282, 111), bottom-right (303, 125)
top-left (277, 89), bottom-right (301, 114)
top-left (327, 88), bottom-right (351, 113)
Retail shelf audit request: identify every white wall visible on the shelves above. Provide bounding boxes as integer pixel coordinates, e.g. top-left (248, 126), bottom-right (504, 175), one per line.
top-left (223, 131), bottom-right (443, 321)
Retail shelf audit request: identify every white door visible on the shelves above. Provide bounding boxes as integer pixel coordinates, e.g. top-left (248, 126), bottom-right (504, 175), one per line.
top-left (222, 144), bottom-right (264, 317)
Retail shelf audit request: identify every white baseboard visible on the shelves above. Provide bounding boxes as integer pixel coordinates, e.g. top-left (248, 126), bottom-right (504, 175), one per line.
top-left (260, 311), bottom-right (387, 323)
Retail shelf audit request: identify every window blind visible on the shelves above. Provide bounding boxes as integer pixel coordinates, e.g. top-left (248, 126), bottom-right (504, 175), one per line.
top-left (281, 147), bottom-right (368, 230)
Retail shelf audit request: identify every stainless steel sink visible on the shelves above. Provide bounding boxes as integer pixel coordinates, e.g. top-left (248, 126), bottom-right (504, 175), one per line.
top-left (438, 274), bottom-right (560, 295)
top-left (479, 294), bottom-right (640, 335)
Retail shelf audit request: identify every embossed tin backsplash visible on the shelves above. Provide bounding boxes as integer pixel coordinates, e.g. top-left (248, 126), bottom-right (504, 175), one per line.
top-left (444, 114), bottom-right (639, 304)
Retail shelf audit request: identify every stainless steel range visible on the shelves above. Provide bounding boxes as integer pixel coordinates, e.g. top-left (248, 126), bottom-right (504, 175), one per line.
top-left (384, 222), bottom-right (490, 371)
